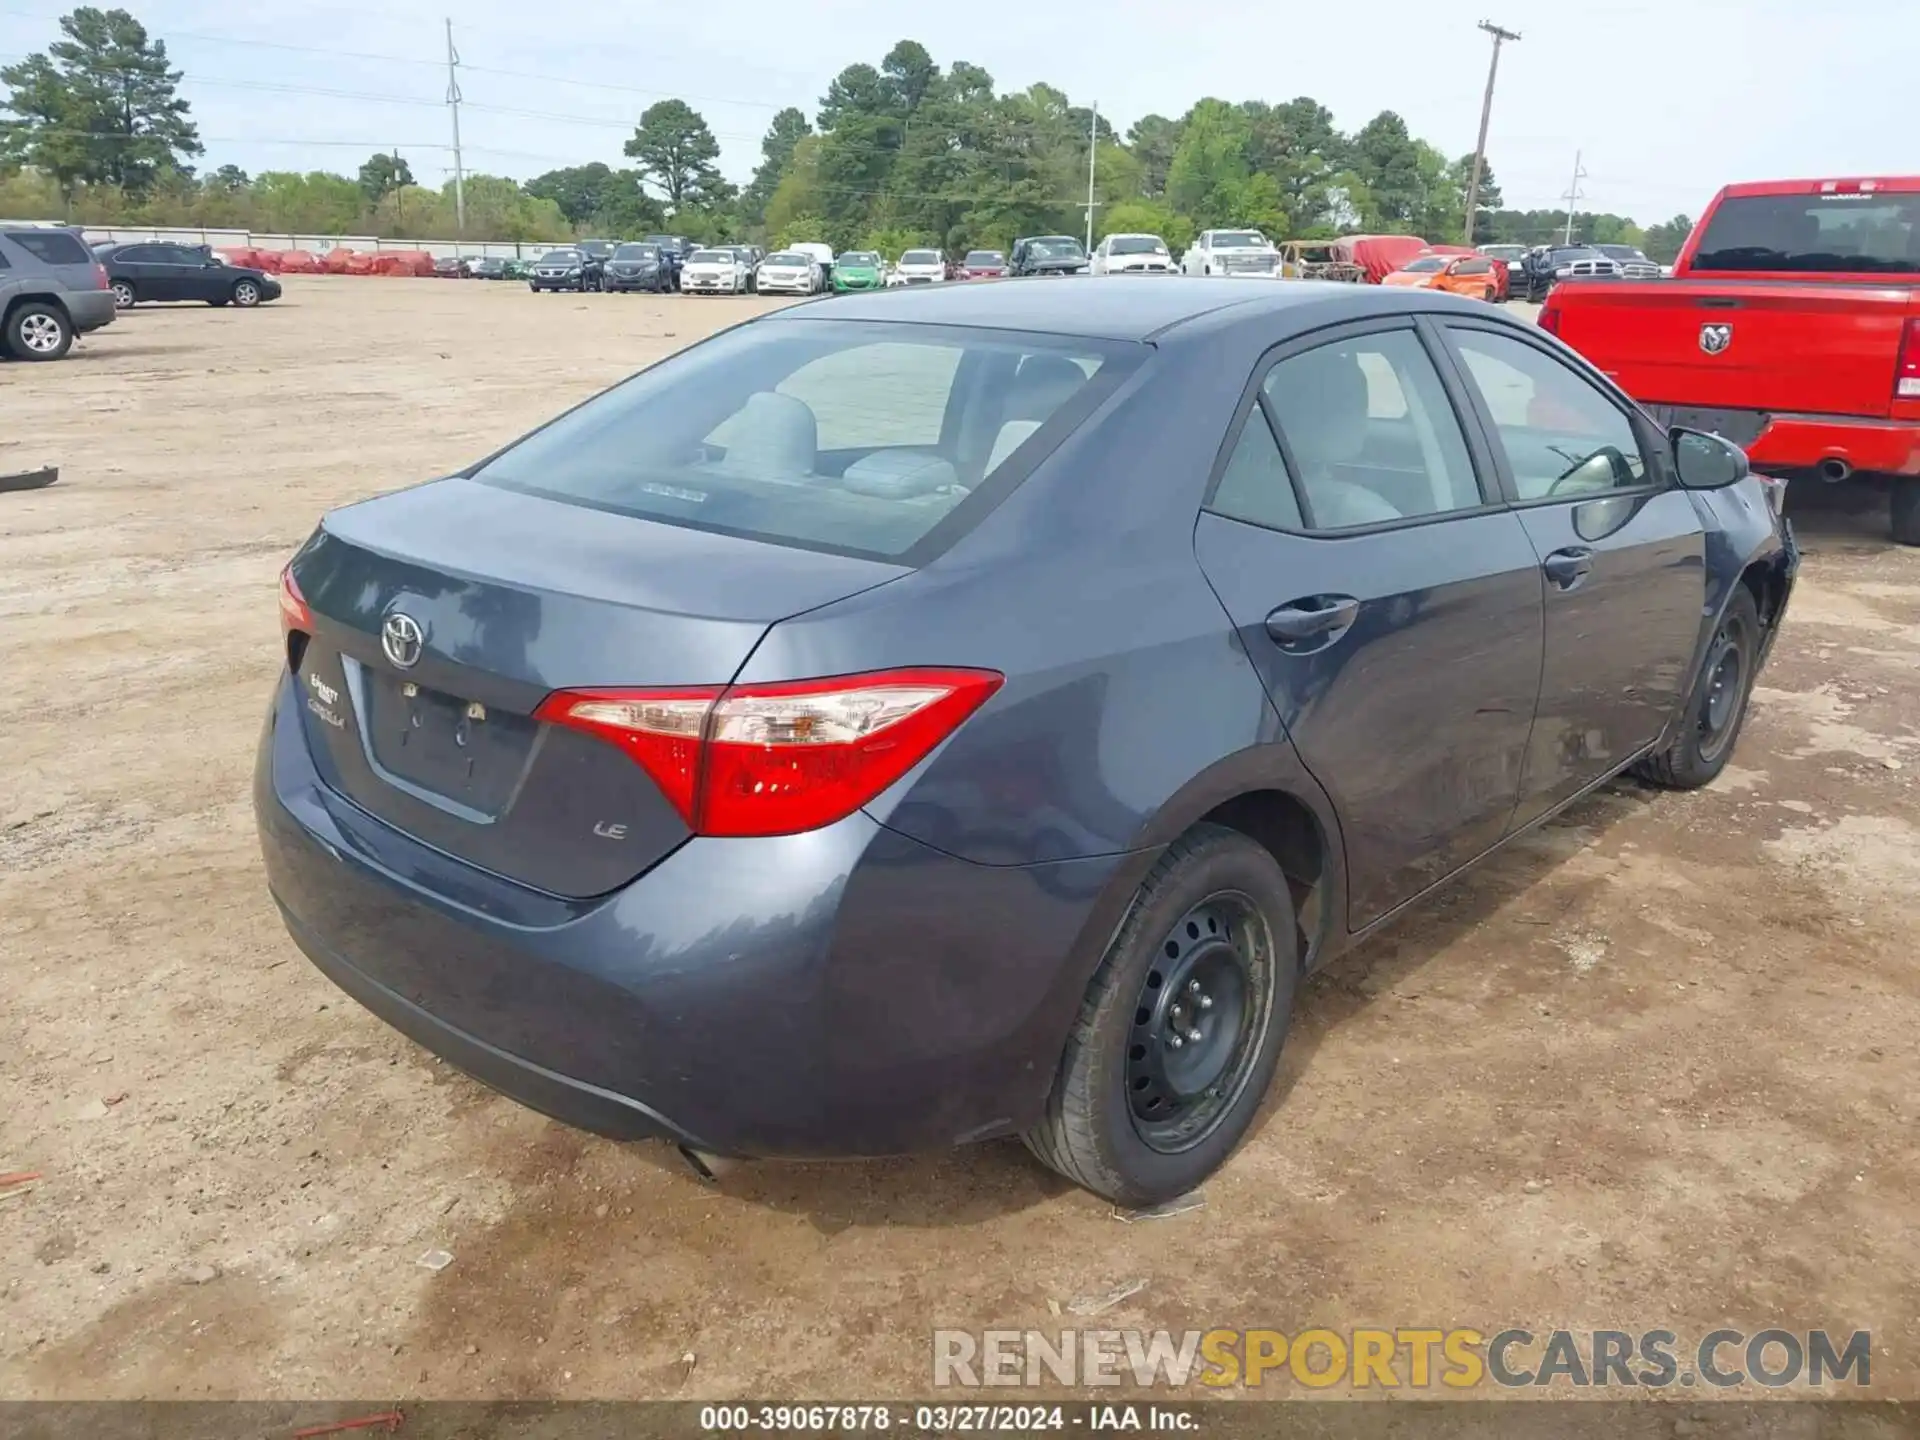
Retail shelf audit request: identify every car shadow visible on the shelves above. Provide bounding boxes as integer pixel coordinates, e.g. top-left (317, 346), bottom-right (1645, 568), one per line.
top-left (1780, 477), bottom-right (1898, 553)
top-left (632, 784), bottom-right (1656, 1229)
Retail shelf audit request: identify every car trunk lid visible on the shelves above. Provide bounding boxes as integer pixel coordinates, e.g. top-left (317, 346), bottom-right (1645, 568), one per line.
top-left (288, 477), bottom-right (909, 897)
top-left (1550, 280), bottom-right (1917, 419)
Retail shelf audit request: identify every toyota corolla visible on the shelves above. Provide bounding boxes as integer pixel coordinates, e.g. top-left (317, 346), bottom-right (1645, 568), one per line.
top-left (258, 280), bottom-right (1795, 1204)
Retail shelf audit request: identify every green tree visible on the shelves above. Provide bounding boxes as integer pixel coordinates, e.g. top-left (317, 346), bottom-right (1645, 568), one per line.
top-left (740, 107), bottom-right (811, 227)
top-left (1349, 110), bottom-right (1424, 230)
top-left (880, 40), bottom-right (938, 114)
top-left (1125, 114), bottom-right (1182, 198)
top-left (1642, 214), bottom-right (1694, 263)
top-left (0, 6), bottom-right (200, 202)
top-left (1166, 99), bottom-right (1252, 229)
top-left (357, 151), bottom-right (414, 205)
top-left (624, 99), bottom-right (729, 208)
top-left (524, 161), bottom-right (659, 233)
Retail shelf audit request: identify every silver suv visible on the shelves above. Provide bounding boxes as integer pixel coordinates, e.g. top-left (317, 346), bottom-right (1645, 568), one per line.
top-left (1, 227), bottom-right (116, 361)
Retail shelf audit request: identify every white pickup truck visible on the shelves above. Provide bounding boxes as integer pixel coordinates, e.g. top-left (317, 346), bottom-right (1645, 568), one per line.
top-left (1180, 229), bottom-right (1281, 278)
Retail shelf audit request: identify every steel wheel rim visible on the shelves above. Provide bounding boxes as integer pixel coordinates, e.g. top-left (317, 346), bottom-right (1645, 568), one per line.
top-left (236, 283), bottom-right (258, 304)
top-left (1697, 616), bottom-right (1748, 761)
top-left (1126, 891), bottom-right (1274, 1153)
top-left (112, 283), bottom-right (134, 307)
top-left (19, 314), bottom-right (62, 352)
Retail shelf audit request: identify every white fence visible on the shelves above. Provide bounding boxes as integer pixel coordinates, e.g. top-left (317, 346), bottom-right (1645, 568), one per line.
top-left (0, 220), bottom-right (555, 260)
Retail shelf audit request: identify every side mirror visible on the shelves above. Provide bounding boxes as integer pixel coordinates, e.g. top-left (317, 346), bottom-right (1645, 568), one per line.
top-left (1671, 427), bottom-right (1749, 489)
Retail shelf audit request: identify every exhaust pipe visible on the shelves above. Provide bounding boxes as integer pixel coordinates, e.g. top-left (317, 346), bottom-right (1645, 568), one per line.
top-left (1819, 457), bottom-right (1853, 483)
top-left (677, 1145), bottom-right (740, 1182)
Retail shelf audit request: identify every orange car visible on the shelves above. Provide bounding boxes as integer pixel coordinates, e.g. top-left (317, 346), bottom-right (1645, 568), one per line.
top-left (1381, 252), bottom-right (1502, 301)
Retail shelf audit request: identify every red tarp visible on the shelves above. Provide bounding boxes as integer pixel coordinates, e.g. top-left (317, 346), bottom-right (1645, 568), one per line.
top-left (1335, 234), bottom-right (1431, 284)
top-left (372, 250), bottom-right (434, 276)
top-left (272, 249), bottom-right (324, 274)
top-left (214, 246), bottom-right (270, 270)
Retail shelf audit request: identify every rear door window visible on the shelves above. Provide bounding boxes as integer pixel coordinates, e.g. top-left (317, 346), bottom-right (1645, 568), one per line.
top-left (6, 230), bottom-right (90, 264)
top-left (472, 318), bottom-right (1140, 564)
top-left (1692, 192), bottom-right (1920, 275)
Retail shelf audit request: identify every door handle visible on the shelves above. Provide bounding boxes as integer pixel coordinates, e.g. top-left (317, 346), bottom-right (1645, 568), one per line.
top-left (1265, 596), bottom-right (1360, 646)
top-left (1542, 546), bottom-right (1595, 589)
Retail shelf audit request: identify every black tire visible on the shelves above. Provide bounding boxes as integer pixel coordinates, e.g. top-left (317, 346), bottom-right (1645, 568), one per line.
top-left (232, 279), bottom-right (262, 308)
top-left (1023, 823), bottom-right (1298, 1206)
top-left (5, 301), bottom-right (73, 361)
top-left (1892, 476), bottom-right (1920, 547)
top-left (110, 280), bottom-right (136, 309)
top-left (1635, 585), bottom-right (1762, 789)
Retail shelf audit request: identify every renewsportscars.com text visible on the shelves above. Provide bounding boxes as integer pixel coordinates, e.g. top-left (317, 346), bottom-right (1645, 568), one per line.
top-left (932, 1328), bottom-right (1872, 1390)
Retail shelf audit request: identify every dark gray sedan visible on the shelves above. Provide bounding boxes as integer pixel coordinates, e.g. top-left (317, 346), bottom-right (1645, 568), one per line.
top-left (258, 279), bottom-right (1796, 1204)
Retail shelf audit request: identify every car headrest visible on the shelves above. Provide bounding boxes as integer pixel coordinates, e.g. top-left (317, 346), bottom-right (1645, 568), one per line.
top-left (840, 450), bottom-right (960, 499)
top-left (720, 392), bottom-right (817, 480)
top-left (1267, 349), bottom-right (1369, 470)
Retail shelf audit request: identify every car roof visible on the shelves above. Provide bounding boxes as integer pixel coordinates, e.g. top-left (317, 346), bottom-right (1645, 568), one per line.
top-left (772, 275), bottom-right (1454, 342)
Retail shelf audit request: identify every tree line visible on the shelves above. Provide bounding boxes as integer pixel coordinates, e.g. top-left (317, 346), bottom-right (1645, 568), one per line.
top-left (1, 8), bottom-right (1698, 261)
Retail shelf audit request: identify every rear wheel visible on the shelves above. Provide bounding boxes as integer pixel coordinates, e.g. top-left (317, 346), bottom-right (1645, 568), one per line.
top-left (1635, 586), bottom-right (1761, 789)
top-left (5, 301), bottom-right (73, 361)
top-left (1892, 476), bottom-right (1920, 546)
top-left (110, 280), bottom-right (136, 309)
top-left (1482, 286), bottom-right (1496, 303)
top-left (1023, 824), bottom-right (1298, 1206)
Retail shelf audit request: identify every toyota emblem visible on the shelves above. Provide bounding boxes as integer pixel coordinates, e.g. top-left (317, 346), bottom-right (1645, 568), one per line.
top-left (1699, 322), bottom-right (1734, 355)
top-left (381, 612), bottom-right (425, 669)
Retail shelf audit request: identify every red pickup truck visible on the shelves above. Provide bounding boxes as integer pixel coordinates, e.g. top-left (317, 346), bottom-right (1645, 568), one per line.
top-left (1540, 176), bottom-right (1920, 544)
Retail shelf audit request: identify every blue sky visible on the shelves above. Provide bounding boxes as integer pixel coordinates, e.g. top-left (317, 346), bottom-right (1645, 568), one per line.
top-left (0, 0), bottom-right (1907, 224)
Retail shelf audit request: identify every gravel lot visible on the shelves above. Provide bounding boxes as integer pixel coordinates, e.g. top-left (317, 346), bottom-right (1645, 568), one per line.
top-left (2, 276), bottom-right (1918, 1400)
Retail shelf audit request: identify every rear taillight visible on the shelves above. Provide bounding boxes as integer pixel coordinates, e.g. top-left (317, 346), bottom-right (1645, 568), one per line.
top-left (536, 667), bottom-right (1004, 838)
top-left (1537, 299), bottom-right (1562, 336)
top-left (93, 263), bottom-right (108, 290)
top-left (278, 566), bottom-right (312, 635)
top-left (1896, 318), bottom-right (1920, 400)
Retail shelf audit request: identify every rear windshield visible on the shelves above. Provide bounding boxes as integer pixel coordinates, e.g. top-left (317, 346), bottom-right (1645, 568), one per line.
top-left (1108, 236), bottom-right (1166, 255)
top-left (471, 319), bottom-right (1139, 563)
top-left (1692, 192), bottom-right (1920, 274)
top-left (6, 230), bottom-right (90, 264)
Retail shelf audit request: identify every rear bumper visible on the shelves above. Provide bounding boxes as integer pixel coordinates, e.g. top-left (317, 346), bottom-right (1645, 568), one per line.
top-left (254, 674), bottom-right (1125, 1158)
top-left (1646, 405), bottom-right (1920, 477)
top-left (65, 291), bottom-right (117, 332)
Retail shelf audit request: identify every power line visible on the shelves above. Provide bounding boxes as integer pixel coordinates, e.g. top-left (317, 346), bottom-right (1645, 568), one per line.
top-left (1462, 20), bottom-right (1519, 246)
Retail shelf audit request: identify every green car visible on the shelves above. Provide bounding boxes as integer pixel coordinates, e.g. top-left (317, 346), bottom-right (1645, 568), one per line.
top-left (831, 250), bottom-right (884, 294)
top-left (503, 256), bottom-right (535, 281)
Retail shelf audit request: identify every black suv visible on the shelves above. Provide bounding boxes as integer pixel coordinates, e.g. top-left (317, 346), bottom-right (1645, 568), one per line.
top-left (1010, 235), bottom-right (1089, 276)
top-left (603, 242), bottom-right (673, 293)
top-left (95, 241), bottom-right (281, 308)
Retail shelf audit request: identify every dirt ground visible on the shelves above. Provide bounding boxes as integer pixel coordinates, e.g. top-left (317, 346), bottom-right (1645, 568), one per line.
top-left (2, 276), bottom-right (1917, 1402)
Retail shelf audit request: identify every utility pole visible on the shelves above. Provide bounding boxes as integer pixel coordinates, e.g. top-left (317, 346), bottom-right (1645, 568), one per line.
top-left (1084, 101), bottom-right (1099, 253)
top-left (1462, 20), bottom-right (1519, 247)
top-left (444, 18), bottom-right (465, 236)
top-left (1561, 149), bottom-right (1587, 245)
